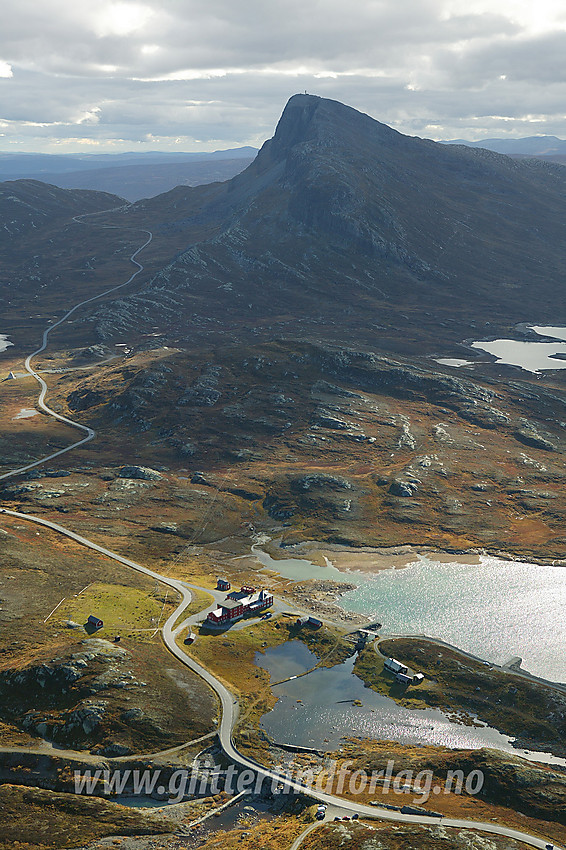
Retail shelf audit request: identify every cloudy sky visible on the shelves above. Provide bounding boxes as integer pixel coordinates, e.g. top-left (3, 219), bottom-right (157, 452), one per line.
top-left (1, 0), bottom-right (566, 153)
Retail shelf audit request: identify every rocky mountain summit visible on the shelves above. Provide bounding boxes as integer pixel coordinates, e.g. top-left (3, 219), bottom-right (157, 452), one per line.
top-left (4, 94), bottom-right (566, 356)
top-left (83, 93), bottom-right (566, 352)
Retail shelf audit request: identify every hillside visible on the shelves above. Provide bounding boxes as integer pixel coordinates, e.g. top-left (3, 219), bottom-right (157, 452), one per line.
top-left (82, 93), bottom-right (566, 353)
top-left (0, 180), bottom-right (135, 349)
top-left (3, 96), bottom-right (566, 557)
top-left (0, 179), bottom-right (123, 239)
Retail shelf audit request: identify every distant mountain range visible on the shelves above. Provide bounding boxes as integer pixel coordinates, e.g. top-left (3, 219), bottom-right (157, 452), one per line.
top-left (4, 133), bottom-right (565, 203)
top-left (4, 95), bottom-right (566, 354)
top-left (442, 135), bottom-right (566, 166)
top-left (0, 147), bottom-right (257, 201)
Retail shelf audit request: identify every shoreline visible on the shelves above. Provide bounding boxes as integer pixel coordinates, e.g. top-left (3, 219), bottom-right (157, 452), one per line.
top-left (249, 537), bottom-right (566, 686)
top-left (279, 537), bottom-right (566, 570)
top-left (0, 334), bottom-right (14, 354)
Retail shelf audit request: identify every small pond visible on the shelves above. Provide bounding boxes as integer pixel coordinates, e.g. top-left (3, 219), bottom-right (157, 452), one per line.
top-left (13, 408), bottom-right (38, 420)
top-left (471, 324), bottom-right (566, 372)
top-left (256, 641), bottom-right (566, 767)
top-left (435, 358), bottom-right (473, 368)
top-left (0, 334), bottom-right (13, 353)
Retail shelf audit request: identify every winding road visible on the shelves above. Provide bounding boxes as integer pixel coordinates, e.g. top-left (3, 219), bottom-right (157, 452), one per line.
top-left (0, 213), bottom-right (152, 481)
top-left (0, 216), bottom-right (563, 850)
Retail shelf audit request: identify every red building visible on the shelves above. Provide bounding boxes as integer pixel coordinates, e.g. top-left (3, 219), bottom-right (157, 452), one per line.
top-left (206, 587), bottom-right (273, 627)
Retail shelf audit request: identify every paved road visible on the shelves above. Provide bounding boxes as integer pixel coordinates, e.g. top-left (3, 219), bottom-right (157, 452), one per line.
top-left (0, 217), bottom-right (152, 481)
top-left (0, 218), bottom-right (563, 850)
top-left (1, 507), bottom-right (562, 850)
top-left (289, 821), bottom-right (322, 850)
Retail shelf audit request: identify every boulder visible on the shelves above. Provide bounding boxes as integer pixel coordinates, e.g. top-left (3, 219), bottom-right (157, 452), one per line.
top-left (389, 479), bottom-right (419, 497)
top-left (118, 465), bottom-right (163, 481)
top-left (514, 427), bottom-right (557, 452)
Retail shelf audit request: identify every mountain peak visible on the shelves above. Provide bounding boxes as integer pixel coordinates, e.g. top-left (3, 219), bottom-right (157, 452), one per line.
top-left (270, 93), bottom-right (322, 151)
top-left (262, 93), bottom-right (406, 164)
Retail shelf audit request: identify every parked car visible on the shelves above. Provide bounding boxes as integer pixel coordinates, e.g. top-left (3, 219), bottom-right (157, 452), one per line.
top-left (316, 804), bottom-right (327, 820)
top-left (262, 612), bottom-right (272, 619)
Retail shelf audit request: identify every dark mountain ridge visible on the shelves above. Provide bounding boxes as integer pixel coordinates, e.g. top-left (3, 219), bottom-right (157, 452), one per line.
top-left (86, 94), bottom-right (566, 352)
top-left (0, 179), bottom-right (124, 240)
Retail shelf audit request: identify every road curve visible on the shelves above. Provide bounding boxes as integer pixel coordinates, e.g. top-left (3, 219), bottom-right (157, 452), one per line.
top-left (0, 508), bottom-right (562, 850)
top-left (289, 822), bottom-right (322, 850)
top-left (0, 216), bottom-right (563, 849)
top-left (0, 221), bottom-right (152, 481)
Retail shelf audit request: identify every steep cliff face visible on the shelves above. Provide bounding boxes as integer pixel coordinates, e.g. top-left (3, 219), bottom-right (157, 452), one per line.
top-left (90, 93), bottom-right (566, 350)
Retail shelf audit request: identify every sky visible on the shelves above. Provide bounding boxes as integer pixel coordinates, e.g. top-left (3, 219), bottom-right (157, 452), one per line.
top-left (1, 0), bottom-right (566, 153)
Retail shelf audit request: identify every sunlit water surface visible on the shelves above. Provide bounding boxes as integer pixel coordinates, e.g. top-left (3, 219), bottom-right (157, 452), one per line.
top-left (257, 642), bottom-right (566, 765)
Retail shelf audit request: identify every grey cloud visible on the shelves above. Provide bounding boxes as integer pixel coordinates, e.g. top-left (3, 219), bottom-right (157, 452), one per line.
top-left (0, 0), bottom-right (564, 151)
top-left (437, 31), bottom-right (566, 87)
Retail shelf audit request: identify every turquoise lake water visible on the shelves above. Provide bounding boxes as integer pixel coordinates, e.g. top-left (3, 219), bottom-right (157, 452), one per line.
top-left (254, 548), bottom-right (566, 683)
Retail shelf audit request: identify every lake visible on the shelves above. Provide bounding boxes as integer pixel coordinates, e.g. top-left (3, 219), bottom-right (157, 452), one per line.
top-left (0, 334), bottom-right (13, 353)
top-left (341, 555), bottom-right (566, 682)
top-left (253, 547), bottom-right (566, 683)
top-left (471, 324), bottom-right (566, 372)
top-left (256, 641), bottom-right (566, 766)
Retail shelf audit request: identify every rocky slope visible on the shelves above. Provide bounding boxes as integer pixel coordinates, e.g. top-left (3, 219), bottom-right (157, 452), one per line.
top-left (0, 638), bottom-right (215, 755)
top-left (81, 93), bottom-right (566, 353)
top-left (0, 179), bottom-right (123, 240)
top-left (15, 337), bottom-right (561, 558)
top-left (0, 180), bottom-right (129, 349)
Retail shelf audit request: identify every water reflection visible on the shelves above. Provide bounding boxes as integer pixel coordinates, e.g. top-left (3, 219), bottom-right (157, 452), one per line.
top-left (257, 642), bottom-right (566, 767)
top-left (254, 545), bottom-right (566, 683)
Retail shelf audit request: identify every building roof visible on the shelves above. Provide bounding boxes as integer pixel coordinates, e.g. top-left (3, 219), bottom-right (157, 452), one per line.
top-left (385, 657), bottom-right (407, 673)
top-left (222, 598), bottom-right (246, 611)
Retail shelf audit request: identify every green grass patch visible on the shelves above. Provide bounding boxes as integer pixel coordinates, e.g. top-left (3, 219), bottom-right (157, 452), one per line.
top-left (53, 581), bottom-right (176, 641)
